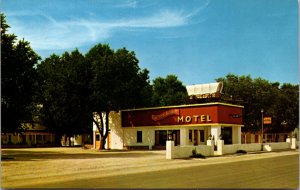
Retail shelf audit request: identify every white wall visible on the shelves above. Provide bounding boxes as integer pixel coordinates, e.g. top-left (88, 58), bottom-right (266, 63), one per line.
top-left (122, 128), bottom-right (156, 149)
top-left (168, 145), bottom-right (212, 159)
top-left (211, 126), bottom-right (221, 141)
top-left (167, 140), bottom-right (294, 159)
top-left (109, 111), bottom-right (156, 149)
top-left (109, 111), bottom-right (123, 149)
top-left (232, 127), bottom-right (241, 144)
top-left (267, 142), bottom-right (291, 150)
top-left (180, 128), bottom-right (189, 146)
top-left (223, 143), bottom-right (262, 154)
top-left (223, 142), bottom-right (291, 154)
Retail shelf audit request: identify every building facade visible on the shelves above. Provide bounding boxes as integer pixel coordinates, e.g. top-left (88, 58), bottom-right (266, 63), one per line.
top-left (1, 123), bottom-right (55, 146)
top-left (94, 102), bottom-right (244, 150)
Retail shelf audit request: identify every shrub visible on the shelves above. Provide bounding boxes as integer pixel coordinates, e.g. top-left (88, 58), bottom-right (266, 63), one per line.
top-left (236, 150), bottom-right (247, 154)
top-left (190, 148), bottom-right (206, 159)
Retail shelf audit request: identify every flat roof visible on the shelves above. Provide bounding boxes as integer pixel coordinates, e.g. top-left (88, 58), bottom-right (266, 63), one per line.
top-left (121, 102), bottom-right (244, 112)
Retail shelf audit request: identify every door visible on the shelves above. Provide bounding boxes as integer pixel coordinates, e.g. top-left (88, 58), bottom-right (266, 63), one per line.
top-left (221, 127), bottom-right (232, 144)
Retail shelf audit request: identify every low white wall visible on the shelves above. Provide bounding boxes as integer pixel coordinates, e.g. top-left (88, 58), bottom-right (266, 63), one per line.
top-left (223, 142), bottom-right (290, 154)
top-left (167, 140), bottom-right (295, 159)
top-left (267, 142), bottom-right (290, 150)
top-left (169, 145), bottom-right (212, 159)
top-left (223, 143), bottom-right (262, 154)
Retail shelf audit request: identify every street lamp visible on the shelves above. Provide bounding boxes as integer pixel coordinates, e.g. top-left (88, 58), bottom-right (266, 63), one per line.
top-left (261, 109), bottom-right (264, 150)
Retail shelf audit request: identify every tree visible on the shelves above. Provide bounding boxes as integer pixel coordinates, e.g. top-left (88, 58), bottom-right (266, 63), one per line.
top-left (1, 13), bottom-right (41, 132)
top-left (86, 44), bottom-right (152, 149)
top-left (275, 83), bottom-right (299, 132)
top-left (36, 50), bottom-right (92, 144)
top-left (151, 75), bottom-right (188, 106)
top-left (216, 73), bottom-right (299, 133)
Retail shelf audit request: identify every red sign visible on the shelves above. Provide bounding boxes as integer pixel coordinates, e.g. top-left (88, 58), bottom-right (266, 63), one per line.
top-left (121, 104), bottom-right (243, 127)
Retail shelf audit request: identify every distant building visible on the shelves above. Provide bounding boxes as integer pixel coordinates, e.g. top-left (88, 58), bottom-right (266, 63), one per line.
top-left (61, 134), bottom-right (92, 147)
top-left (1, 123), bottom-right (55, 147)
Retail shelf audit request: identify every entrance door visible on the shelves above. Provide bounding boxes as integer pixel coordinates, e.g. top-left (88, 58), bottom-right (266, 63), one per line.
top-left (155, 130), bottom-right (180, 146)
top-left (221, 127), bottom-right (232, 144)
top-left (155, 130), bottom-right (167, 146)
top-left (172, 130), bottom-right (180, 146)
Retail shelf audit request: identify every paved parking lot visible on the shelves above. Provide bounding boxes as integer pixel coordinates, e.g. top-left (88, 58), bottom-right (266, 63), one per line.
top-left (1, 147), bottom-right (299, 188)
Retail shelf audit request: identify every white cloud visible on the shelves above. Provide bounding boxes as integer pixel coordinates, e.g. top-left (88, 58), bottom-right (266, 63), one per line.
top-left (113, 0), bottom-right (138, 8)
top-left (6, 8), bottom-right (200, 51)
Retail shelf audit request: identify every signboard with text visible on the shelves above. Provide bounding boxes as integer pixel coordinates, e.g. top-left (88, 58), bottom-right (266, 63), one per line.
top-left (121, 104), bottom-right (243, 127)
top-left (263, 117), bottom-right (272, 124)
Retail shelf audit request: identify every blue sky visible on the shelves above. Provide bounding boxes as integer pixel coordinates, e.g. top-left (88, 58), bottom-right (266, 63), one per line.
top-left (2, 0), bottom-right (299, 85)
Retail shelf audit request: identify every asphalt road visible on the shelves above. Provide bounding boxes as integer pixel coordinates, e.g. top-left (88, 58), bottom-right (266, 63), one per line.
top-left (24, 153), bottom-right (299, 189)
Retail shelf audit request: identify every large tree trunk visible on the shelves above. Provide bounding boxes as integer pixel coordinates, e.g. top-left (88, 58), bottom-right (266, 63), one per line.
top-left (93, 111), bottom-right (110, 150)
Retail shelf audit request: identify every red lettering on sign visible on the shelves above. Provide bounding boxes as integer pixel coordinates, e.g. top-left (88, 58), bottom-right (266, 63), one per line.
top-left (152, 109), bottom-right (180, 121)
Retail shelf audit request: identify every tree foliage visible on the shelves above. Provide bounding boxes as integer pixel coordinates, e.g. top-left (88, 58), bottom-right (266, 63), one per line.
top-left (36, 50), bottom-right (92, 141)
top-left (216, 73), bottom-right (299, 133)
top-left (151, 75), bottom-right (188, 106)
top-left (86, 44), bottom-right (152, 149)
top-left (1, 13), bottom-right (41, 132)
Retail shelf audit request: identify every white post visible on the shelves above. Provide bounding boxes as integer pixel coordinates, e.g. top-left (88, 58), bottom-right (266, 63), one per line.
top-left (207, 139), bottom-right (215, 156)
top-left (237, 127), bottom-right (241, 144)
top-left (211, 126), bottom-right (221, 145)
top-left (291, 138), bottom-right (296, 149)
top-left (180, 128), bottom-right (188, 146)
top-left (216, 139), bottom-right (224, 156)
top-left (166, 141), bottom-right (175, 159)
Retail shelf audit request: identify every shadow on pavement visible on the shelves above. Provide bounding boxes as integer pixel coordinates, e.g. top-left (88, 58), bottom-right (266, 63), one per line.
top-left (1, 148), bottom-right (163, 161)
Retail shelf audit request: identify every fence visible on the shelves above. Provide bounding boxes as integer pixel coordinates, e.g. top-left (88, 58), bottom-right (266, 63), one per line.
top-left (166, 138), bottom-right (297, 159)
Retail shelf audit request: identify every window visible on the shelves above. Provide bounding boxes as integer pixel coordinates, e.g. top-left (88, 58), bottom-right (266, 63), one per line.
top-left (137, 131), bottom-right (143, 143)
top-left (189, 130), bottom-right (192, 142)
top-left (36, 135), bottom-right (43, 141)
top-left (200, 130), bottom-right (205, 142)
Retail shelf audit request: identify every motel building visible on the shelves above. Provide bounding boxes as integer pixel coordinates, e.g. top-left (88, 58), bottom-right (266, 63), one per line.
top-left (93, 102), bottom-right (244, 150)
